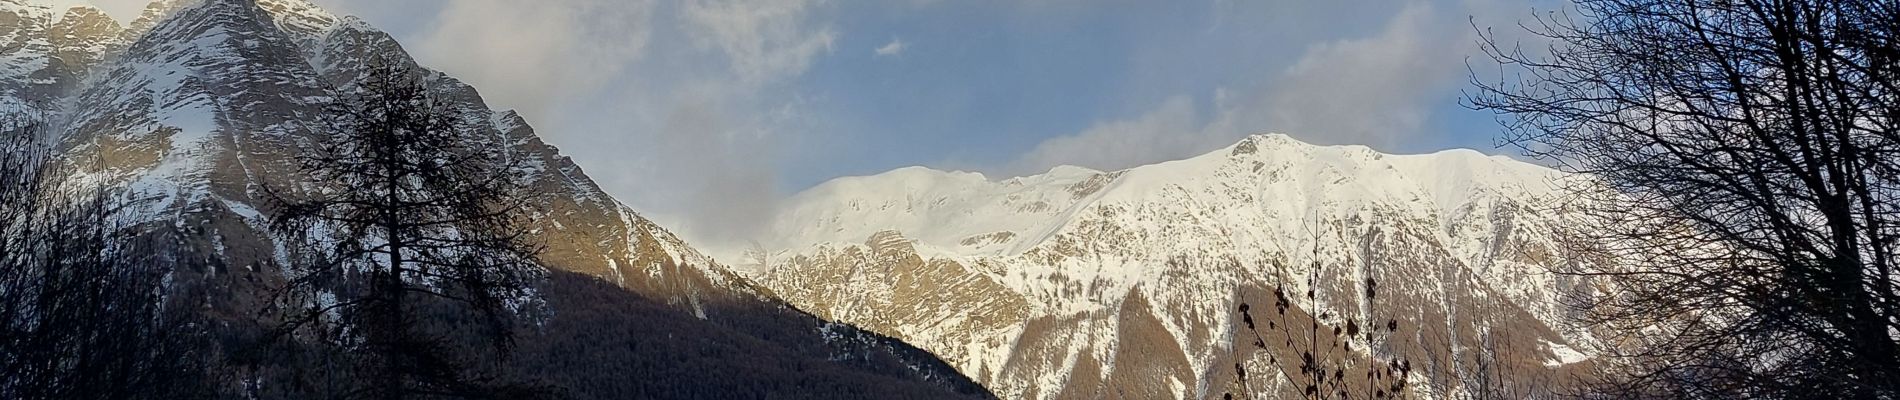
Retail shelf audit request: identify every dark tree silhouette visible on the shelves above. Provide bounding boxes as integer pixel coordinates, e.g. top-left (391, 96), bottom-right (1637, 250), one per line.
top-left (270, 60), bottom-right (548, 400)
top-left (1229, 282), bottom-right (1411, 400)
top-left (1469, 0), bottom-right (1900, 398)
top-left (0, 115), bottom-right (214, 400)
top-left (1228, 221), bottom-right (1411, 400)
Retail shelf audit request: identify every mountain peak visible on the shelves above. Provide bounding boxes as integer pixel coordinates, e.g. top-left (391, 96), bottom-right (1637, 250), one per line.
top-left (43, 4), bottom-right (106, 23)
top-left (758, 132), bottom-right (1588, 398)
top-left (255, 0), bottom-right (335, 38)
top-left (766, 131), bottom-right (1567, 262)
top-left (56, 3), bottom-right (110, 19)
top-left (48, 3), bottom-right (123, 73)
top-left (1040, 164), bottom-right (1100, 179)
top-left (124, 0), bottom-right (336, 41)
top-left (0, 0), bottom-right (62, 12)
top-left (52, 4), bottom-right (121, 35)
top-left (0, 0), bottom-right (133, 113)
top-left (127, 0), bottom-right (189, 34)
top-left (848, 165), bottom-right (988, 186)
top-left (1228, 133), bottom-right (1295, 156)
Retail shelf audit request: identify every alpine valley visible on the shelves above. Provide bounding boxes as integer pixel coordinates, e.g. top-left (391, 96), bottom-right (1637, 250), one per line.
top-left (0, 0), bottom-right (987, 398)
top-left (2, 0), bottom-right (1600, 398)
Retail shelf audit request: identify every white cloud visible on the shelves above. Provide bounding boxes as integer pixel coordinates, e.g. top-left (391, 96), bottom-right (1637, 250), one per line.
top-left (303, 0), bottom-right (1544, 255)
top-left (682, 0), bottom-right (836, 84)
top-left (1246, 2), bottom-right (1459, 150)
top-left (339, 0), bottom-right (838, 253)
top-left (1005, 1), bottom-right (1510, 175)
top-left (578, 0), bottom-right (837, 253)
top-left (1008, 96), bottom-right (1211, 175)
top-left (874, 37), bottom-right (906, 56)
top-left (414, 0), bottom-right (654, 118)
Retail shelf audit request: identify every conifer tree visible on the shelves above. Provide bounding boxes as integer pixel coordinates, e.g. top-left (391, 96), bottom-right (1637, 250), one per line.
top-left (272, 60), bottom-right (547, 400)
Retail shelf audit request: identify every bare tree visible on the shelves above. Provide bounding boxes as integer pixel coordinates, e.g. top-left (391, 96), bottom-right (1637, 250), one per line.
top-left (1229, 220), bottom-right (1412, 400)
top-left (0, 115), bottom-right (214, 399)
top-left (1231, 283), bottom-right (1412, 400)
top-left (1468, 0), bottom-right (1900, 397)
top-left (271, 60), bottom-right (547, 400)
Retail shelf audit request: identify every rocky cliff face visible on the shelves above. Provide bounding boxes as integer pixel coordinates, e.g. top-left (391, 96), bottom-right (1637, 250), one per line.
top-left (0, 0), bottom-right (985, 397)
top-left (0, 0), bottom-right (123, 112)
top-left (747, 134), bottom-right (1601, 399)
top-left (43, 0), bottom-right (741, 310)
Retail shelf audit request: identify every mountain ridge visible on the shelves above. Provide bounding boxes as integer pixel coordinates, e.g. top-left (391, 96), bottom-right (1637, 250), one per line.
top-left (4, 0), bottom-right (1601, 397)
top-left (747, 133), bottom-right (1598, 399)
top-left (747, 133), bottom-right (1563, 261)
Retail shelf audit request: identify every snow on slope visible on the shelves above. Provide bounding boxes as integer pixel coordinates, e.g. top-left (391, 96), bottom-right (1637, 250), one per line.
top-left (0, 0), bottom-right (124, 114)
top-left (764, 134), bottom-right (1561, 262)
top-left (765, 164), bottom-right (1105, 259)
top-left (0, 1), bottom-right (61, 93)
top-left (751, 134), bottom-right (1597, 399)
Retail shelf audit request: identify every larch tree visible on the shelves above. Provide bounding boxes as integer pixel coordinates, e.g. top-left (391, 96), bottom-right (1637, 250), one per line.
top-left (271, 60), bottom-right (548, 400)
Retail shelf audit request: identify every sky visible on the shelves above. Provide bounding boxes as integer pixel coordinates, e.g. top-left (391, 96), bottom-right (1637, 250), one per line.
top-left (63, 0), bottom-right (1561, 249)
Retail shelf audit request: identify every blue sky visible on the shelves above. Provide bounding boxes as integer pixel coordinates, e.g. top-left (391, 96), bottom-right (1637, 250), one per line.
top-left (71, 0), bottom-right (1557, 244)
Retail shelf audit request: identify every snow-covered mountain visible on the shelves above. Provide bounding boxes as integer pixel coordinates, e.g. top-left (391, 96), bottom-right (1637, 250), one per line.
top-left (3, 0), bottom-right (1604, 397)
top-left (0, 0), bottom-right (987, 397)
top-left (744, 134), bottom-right (1600, 399)
top-left (4, 0), bottom-right (755, 319)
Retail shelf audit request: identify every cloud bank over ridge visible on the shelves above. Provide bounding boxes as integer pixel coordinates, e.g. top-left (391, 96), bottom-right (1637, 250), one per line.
top-left (50, 0), bottom-right (1554, 255)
